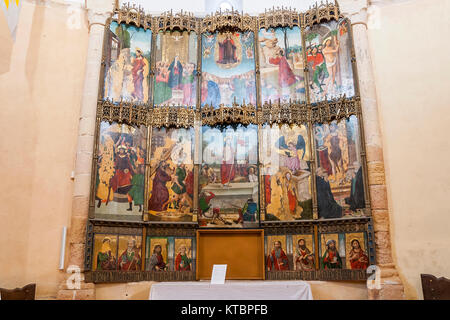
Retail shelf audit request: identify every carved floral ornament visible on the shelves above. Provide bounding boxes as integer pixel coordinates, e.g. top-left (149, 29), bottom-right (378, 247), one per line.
top-left (114, 1), bottom-right (341, 31)
top-left (97, 95), bottom-right (361, 128)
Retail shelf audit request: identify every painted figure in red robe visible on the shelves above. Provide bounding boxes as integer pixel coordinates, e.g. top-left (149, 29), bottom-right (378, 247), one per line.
top-left (269, 48), bottom-right (297, 88)
top-left (175, 245), bottom-right (192, 271)
top-left (218, 33), bottom-right (238, 64)
top-left (267, 241), bottom-right (290, 271)
top-left (118, 239), bottom-right (142, 271)
top-left (348, 239), bottom-right (369, 270)
top-left (148, 162), bottom-right (171, 212)
top-left (110, 145), bottom-right (134, 206)
top-left (131, 48), bottom-right (148, 101)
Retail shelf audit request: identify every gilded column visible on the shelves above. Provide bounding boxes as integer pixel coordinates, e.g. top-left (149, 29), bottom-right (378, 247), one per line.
top-left (340, 0), bottom-right (404, 300)
top-left (57, 0), bottom-right (114, 300)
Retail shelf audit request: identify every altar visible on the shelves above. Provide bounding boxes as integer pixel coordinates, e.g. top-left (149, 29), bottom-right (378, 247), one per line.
top-left (149, 281), bottom-right (313, 300)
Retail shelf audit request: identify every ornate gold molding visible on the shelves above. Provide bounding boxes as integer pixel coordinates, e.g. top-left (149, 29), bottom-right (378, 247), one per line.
top-left (97, 96), bottom-right (360, 128)
top-left (310, 95), bottom-right (360, 124)
top-left (97, 100), bottom-right (148, 126)
top-left (258, 7), bottom-right (301, 30)
top-left (149, 106), bottom-right (197, 128)
top-left (201, 104), bottom-right (257, 126)
top-left (113, 1), bottom-right (343, 33)
top-left (153, 10), bottom-right (199, 33)
top-left (260, 100), bottom-right (309, 125)
top-left (201, 9), bottom-right (256, 33)
top-left (302, 0), bottom-right (341, 28)
top-left (115, 2), bottom-right (152, 30)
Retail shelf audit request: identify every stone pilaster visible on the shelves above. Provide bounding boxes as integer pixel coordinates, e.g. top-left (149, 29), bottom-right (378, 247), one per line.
top-left (57, 0), bottom-right (114, 300)
top-left (339, 0), bottom-right (405, 299)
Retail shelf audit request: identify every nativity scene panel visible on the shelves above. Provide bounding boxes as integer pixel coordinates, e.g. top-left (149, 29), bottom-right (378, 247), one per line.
top-left (103, 22), bottom-right (152, 104)
top-left (201, 31), bottom-right (257, 108)
top-left (261, 124), bottom-right (313, 221)
top-left (94, 122), bottom-right (147, 221)
top-left (153, 31), bottom-right (197, 107)
top-left (147, 128), bottom-right (195, 222)
top-left (199, 125), bottom-right (259, 228)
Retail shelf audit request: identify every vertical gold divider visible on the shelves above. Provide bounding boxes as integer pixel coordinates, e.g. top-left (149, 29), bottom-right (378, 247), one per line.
top-left (143, 127), bottom-right (152, 222)
top-left (254, 17), bottom-right (262, 110)
top-left (257, 124), bottom-right (265, 221)
top-left (89, 119), bottom-right (102, 219)
top-left (141, 226), bottom-right (147, 271)
top-left (314, 224), bottom-right (319, 270)
top-left (300, 18), bottom-right (318, 220)
top-left (254, 18), bottom-right (265, 221)
top-left (196, 21), bottom-right (202, 111)
top-left (193, 23), bottom-right (202, 223)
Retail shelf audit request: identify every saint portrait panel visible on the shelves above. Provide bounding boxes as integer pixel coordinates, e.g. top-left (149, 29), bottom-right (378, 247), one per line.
top-left (117, 235), bottom-right (143, 271)
top-left (265, 236), bottom-right (290, 271)
top-left (345, 232), bottom-right (369, 270)
top-left (292, 234), bottom-right (315, 271)
top-left (174, 238), bottom-right (193, 272)
top-left (93, 234), bottom-right (118, 271)
top-left (146, 237), bottom-right (169, 271)
top-left (319, 233), bottom-right (346, 270)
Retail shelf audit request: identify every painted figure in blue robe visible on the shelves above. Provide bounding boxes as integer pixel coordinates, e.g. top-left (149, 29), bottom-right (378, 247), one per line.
top-left (242, 198), bottom-right (257, 222)
top-left (202, 80), bottom-right (221, 107)
top-left (168, 55), bottom-right (183, 89)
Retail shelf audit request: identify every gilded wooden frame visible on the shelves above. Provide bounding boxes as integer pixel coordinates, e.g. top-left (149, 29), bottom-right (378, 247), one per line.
top-left (85, 0), bottom-right (376, 283)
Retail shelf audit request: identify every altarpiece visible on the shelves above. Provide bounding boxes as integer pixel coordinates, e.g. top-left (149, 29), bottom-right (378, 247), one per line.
top-left (84, 0), bottom-right (376, 283)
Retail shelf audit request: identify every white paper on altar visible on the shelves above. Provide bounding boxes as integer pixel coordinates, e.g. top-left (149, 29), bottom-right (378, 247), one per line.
top-left (149, 281), bottom-right (313, 300)
top-left (211, 265), bottom-right (227, 284)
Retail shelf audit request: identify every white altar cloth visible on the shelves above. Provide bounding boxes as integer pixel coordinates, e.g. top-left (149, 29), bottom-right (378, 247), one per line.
top-left (149, 281), bottom-right (313, 300)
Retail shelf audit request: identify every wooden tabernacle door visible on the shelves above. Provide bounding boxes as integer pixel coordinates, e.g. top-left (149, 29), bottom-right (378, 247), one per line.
top-left (196, 229), bottom-right (265, 280)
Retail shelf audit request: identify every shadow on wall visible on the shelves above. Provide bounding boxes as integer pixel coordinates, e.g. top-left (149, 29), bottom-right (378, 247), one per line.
top-left (0, 7), bottom-right (14, 74)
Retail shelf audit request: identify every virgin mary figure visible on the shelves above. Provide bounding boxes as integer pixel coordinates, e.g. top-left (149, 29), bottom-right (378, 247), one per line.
top-left (217, 33), bottom-right (238, 64)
